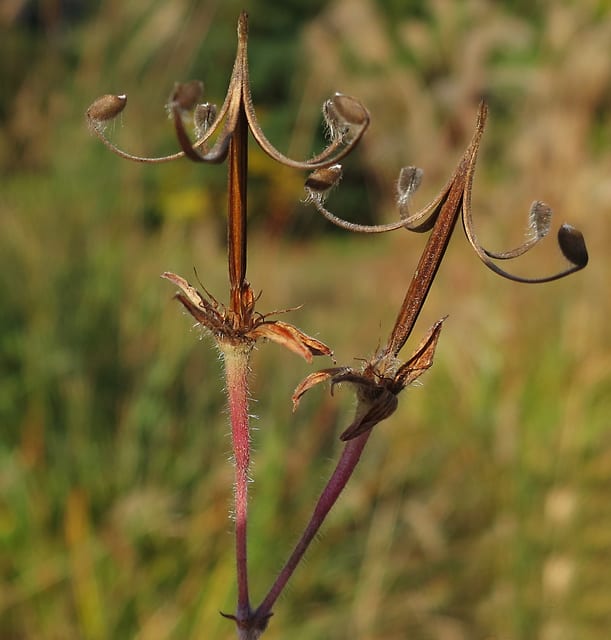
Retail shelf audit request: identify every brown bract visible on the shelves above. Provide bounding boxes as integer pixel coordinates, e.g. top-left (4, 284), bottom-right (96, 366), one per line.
top-left (162, 272), bottom-right (332, 362)
top-left (293, 318), bottom-right (444, 440)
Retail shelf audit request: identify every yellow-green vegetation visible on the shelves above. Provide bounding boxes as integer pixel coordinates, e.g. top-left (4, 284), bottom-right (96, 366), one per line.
top-left (1, 1), bottom-right (610, 638)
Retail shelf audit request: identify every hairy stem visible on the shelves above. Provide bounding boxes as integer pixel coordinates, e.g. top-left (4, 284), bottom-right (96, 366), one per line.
top-left (222, 342), bottom-right (253, 620)
top-left (255, 432), bottom-right (370, 618)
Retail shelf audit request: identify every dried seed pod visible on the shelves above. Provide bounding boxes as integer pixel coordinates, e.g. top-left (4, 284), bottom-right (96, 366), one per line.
top-left (323, 93), bottom-right (368, 143)
top-left (194, 102), bottom-right (218, 136)
top-left (558, 223), bottom-right (588, 268)
top-left (86, 94), bottom-right (127, 125)
top-left (169, 81), bottom-right (204, 112)
top-left (304, 164), bottom-right (342, 202)
top-left (528, 200), bottom-right (552, 240)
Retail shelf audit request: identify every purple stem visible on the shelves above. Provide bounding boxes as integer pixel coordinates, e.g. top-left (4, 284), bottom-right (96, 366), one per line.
top-left (254, 431), bottom-right (371, 619)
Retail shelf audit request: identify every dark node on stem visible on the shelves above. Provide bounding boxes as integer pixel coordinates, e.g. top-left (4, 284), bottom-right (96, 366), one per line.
top-left (558, 223), bottom-right (589, 268)
top-left (220, 610), bottom-right (273, 636)
top-left (86, 94), bottom-right (127, 126)
top-left (169, 80), bottom-right (204, 112)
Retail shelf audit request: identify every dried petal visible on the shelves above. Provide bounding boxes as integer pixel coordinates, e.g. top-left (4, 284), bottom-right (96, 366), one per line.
top-left (86, 94), bottom-right (127, 125)
top-left (248, 321), bottom-right (333, 363)
top-left (558, 223), bottom-right (588, 268)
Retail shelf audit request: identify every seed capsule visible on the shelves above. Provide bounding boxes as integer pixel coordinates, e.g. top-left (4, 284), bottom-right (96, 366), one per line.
top-left (305, 164), bottom-right (342, 201)
top-left (86, 94), bottom-right (127, 123)
top-left (558, 223), bottom-right (588, 268)
top-left (170, 81), bottom-right (204, 111)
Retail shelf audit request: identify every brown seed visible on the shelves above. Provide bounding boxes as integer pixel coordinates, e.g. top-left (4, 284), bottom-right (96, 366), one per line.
top-left (170, 81), bottom-right (204, 111)
top-left (86, 94), bottom-right (127, 122)
top-left (558, 223), bottom-right (588, 268)
top-left (328, 93), bottom-right (368, 127)
top-left (305, 165), bottom-right (342, 193)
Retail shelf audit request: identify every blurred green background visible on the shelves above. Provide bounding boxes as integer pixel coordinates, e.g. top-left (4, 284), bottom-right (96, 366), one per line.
top-left (1, 0), bottom-right (610, 638)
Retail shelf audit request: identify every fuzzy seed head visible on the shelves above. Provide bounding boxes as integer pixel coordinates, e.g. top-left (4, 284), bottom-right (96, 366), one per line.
top-left (529, 200), bottom-right (552, 240)
top-left (194, 102), bottom-right (218, 136)
top-left (397, 166), bottom-right (423, 209)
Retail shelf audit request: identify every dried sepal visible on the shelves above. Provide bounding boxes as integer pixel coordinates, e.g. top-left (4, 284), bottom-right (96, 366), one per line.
top-left (161, 271), bottom-right (209, 309)
top-left (86, 94), bottom-right (127, 130)
top-left (248, 321), bottom-right (333, 364)
top-left (392, 318), bottom-right (445, 388)
top-left (292, 367), bottom-right (350, 410)
top-left (161, 271), bottom-right (226, 333)
top-left (338, 320), bottom-right (444, 441)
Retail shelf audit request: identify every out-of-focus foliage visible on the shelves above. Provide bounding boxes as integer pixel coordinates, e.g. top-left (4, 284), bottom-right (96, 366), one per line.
top-left (1, 0), bottom-right (610, 638)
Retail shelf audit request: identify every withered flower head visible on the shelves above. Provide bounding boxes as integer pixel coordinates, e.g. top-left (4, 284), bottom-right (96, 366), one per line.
top-left (293, 319), bottom-right (444, 441)
top-left (161, 272), bottom-right (332, 363)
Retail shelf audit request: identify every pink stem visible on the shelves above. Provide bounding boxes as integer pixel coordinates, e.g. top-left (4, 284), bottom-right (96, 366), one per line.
top-left (222, 342), bottom-right (253, 619)
top-left (255, 431), bottom-right (371, 618)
